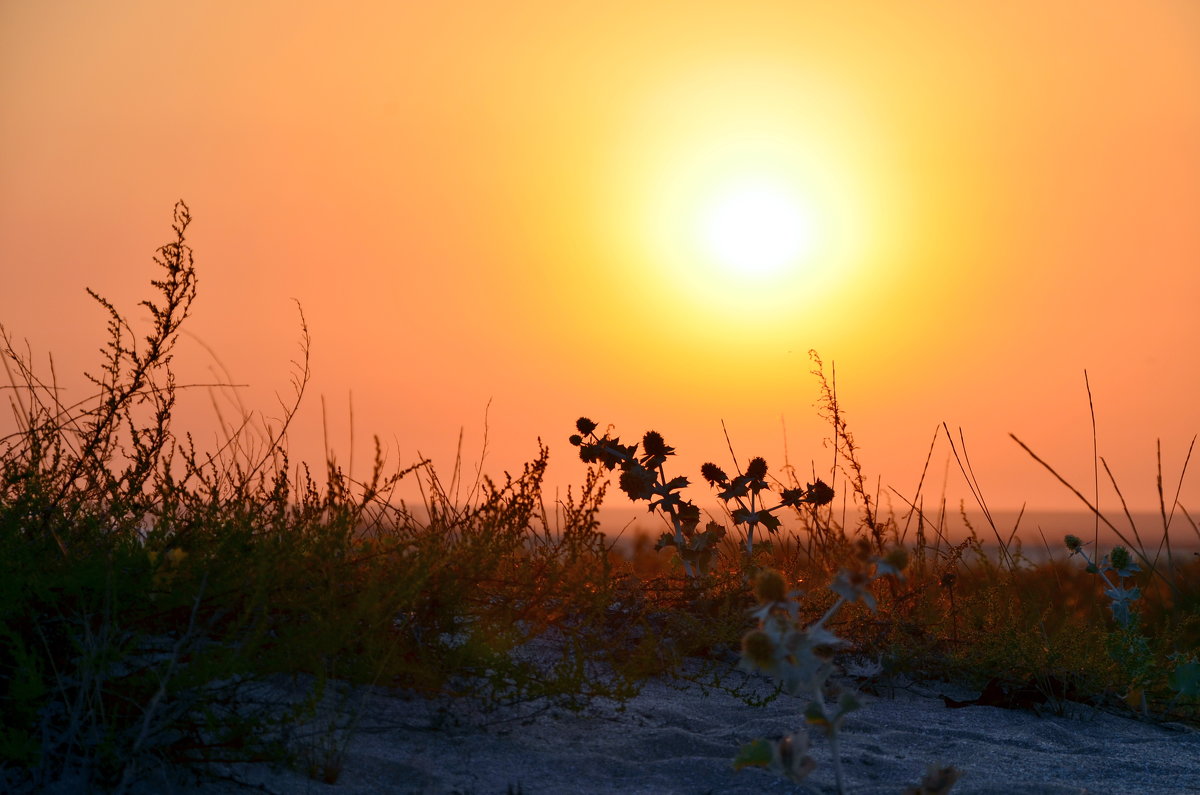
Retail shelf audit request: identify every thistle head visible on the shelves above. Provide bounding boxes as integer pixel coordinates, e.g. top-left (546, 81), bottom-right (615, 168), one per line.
top-left (1109, 545), bottom-right (1131, 571)
top-left (618, 464), bottom-right (656, 501)
top-left (700, 462), bottom-right (729, 486)
top-left (642, 430), bottom-right (671, 456)
top-left (575, 417), bottom-right (597, 435)
top-left (1065, 534), bottom-right (1083, 553)
top-left (745, 457), bottom-right (768, 481)
top-left (741, 629), bottom-right (777, 670)
top-left (753, 568), bottom-right (788, 604)
top-left (805, 479), bottom-right (835, 506)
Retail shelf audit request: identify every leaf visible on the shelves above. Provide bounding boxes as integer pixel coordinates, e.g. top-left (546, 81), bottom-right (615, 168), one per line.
top-left (804, 625), bottom-right (844, 648)
top-left (719, 480), bottom-right (750, 500)
top-left (779, 487), bottom-right (806, 507)
top-left (731, 507), bottom-right (756, 525)
top-left (664, 475), bottom-right (689, 491)
top-left (732, 739), bottom-right (774, 771)
top-left (650, 491), bottom-right (683, 513)
top-left (1168, 659), bottom-right (1200, 697)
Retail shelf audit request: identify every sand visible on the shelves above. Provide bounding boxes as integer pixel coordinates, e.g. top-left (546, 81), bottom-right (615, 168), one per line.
top-left (139, 657), bottom-right (1199, 795)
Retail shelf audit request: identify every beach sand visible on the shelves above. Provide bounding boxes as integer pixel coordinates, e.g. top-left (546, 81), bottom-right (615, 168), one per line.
top-left (146, 659), bottom-right (1199, 795)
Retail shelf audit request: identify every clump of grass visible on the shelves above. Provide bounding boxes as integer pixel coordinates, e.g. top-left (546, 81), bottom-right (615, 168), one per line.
top-left (4, 202), bottom-right (1196, 794)
top-left (0, 203), bottom-right (650, 791)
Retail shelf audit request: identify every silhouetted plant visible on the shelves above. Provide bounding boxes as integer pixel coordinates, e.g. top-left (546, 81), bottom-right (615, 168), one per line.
top-left (569, 419), bottom-right (832, 575)
top-left (1065, 534), bottom-right (1200, 713)
top-left (570, 419), bottom-right (720, 577)
top-left (0, 204), bottom-right (646, 792)
top-left (699, 456), bottom-right (833, 557)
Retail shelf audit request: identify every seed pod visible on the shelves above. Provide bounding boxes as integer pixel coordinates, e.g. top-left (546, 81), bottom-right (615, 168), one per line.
top-left (753, 569), bottom-right (787, 604)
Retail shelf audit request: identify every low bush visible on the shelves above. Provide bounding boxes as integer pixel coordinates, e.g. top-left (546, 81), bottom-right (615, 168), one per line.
top-left (2, 203), bottom-right (1195, 793)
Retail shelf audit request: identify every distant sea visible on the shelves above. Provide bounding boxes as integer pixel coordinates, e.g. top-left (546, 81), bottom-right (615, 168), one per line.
top-left (589, 504), bottom-right (1200, 562)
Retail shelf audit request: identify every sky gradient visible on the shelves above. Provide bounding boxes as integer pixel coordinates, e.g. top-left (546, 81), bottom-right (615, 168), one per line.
top-left (2, 2), bottom-right (1198, 530)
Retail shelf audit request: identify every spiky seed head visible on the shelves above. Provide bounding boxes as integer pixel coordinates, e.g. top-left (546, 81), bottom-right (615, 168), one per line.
top-left (806, 479), bottom-right (834, 505)
top-left (940, 571), bottom-right (957, 589)
top-left (1109, 545), bottom-right (1131, 571)
top-left (1065, 534), bottom-right (1082, 552)
top-left (753, 568), bottom-right (787, 604)
top-left (746, 457), bottom-right (768, 480)
top-left (642, 430), bottom-right (670, 456)
top-left (568, 434), bottom-right (583, 446)
top-left (885, 546), bottom-right (909, 572)
top-left (575, 417), bottom-right (597, 435)
top-left (700, 462), bottom-right (728, 485)
top-left (618, 465), bottom-right (655, 501)
top-left (742, 629), bottom-right (777, 669)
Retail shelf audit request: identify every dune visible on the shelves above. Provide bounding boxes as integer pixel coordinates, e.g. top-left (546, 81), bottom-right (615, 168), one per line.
top-left (136, 659), bottom-right (1199, 795)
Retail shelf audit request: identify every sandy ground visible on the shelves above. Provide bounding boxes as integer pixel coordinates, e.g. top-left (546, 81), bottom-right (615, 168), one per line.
top-left (134, 658), bottom-right (1200, 795)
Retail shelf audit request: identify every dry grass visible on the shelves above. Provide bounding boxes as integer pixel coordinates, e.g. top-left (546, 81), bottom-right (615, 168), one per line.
top-left (0, 203), bottom-right (1195, 792)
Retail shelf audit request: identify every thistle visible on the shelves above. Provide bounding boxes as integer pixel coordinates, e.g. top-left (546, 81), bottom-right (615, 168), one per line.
top-left (570, 419), bottom-right (723, 577)
top-left (734, 555), bottom-right (906, 795)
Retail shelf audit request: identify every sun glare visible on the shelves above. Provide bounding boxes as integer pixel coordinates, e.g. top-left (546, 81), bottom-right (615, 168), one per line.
top-left (605, 65), bottom-right (892, 345)
top-left (698, 178), bottom-right (816, 276)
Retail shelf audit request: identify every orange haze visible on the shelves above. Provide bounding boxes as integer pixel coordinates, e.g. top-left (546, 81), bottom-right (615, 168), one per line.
top-left (2, 2), bottom-right (1198, 534)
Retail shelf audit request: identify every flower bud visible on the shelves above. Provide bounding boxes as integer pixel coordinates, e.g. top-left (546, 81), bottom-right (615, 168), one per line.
top-left (1109, 545), bottom-right (1131, 571)
top-left (753, 568), bottom-right (787, 604)
top-left (700, 462), bottom-right (728, 485)
top-left (742, 629), bottom-right (777, 670)
top-left (642, 430), bottom-right (670, 456)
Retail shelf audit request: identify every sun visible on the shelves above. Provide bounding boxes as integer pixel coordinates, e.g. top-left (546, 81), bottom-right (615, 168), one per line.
top-left (698, 177), bottom-right (817, 276)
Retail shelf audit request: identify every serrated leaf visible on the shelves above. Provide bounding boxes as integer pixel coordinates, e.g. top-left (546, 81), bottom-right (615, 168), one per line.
top-left (732, 507), bottom-right (755, 525)
top-left (804, 625), bottom-right (844, 648)
top-left (719, 481), bottom-right (750, 500)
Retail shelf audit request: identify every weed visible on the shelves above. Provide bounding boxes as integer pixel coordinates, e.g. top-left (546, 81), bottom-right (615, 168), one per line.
top-left (733, 552), bottom-right (906, 794)
top-left (4, 202), bottom-right (1196, 793)
top-left (0, 203), bottom-right (646, 790)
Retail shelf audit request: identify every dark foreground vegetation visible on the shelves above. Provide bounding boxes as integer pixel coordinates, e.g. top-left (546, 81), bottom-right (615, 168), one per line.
top-left (1, 204), bottom-right (1197, 792)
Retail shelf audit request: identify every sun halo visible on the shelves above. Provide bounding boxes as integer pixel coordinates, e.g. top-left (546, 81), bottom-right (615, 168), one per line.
top-left (698, 178), bottom-right (818, 277)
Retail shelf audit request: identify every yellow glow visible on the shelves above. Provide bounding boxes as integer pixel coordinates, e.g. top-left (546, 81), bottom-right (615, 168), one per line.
top-left (612, 67), bottom-right (886, 344)
top-left (698, 177), bottom-right (817, 276)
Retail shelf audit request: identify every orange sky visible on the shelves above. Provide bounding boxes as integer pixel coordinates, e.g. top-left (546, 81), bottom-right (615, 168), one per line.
top-left (2, 2), bottom-right (1198, 529)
